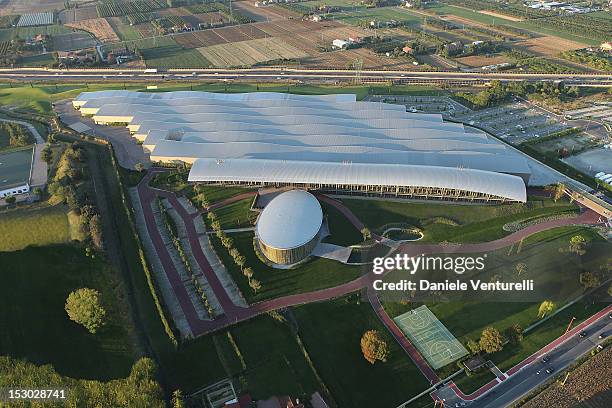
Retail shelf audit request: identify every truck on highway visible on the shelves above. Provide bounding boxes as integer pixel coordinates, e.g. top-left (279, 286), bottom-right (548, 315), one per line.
top-left (144, 68), bottom-right (158, 73)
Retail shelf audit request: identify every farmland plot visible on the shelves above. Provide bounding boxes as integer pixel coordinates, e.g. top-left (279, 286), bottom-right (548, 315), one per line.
top-left (58, 6), bottom-right (98, 24)
top-left (107, 17), bottom-right (142, 41)
top-left (232, 1), bottom-right (299, 22)
top-left (51, 31), bottom-right (96, 51)
top-left (191, 11), bottom-right (232, 26)
top-left (197, 37), bottom-right (306, 67)
top-left (65, 18), bottom-right (120, 43)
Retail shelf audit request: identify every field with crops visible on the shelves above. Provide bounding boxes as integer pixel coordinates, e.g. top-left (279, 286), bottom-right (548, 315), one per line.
top-left (65, 18), bottom-right (120, 43)
top-left (96, 0), bottom-right (168, 18)
top-left (197, 37), bottom-right (307, 67)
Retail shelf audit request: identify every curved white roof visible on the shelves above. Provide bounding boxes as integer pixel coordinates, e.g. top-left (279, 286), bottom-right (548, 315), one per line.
top-left (190, 159), bottom-right (527, 202)
top-left (256, 190), bottom-right (323, 250)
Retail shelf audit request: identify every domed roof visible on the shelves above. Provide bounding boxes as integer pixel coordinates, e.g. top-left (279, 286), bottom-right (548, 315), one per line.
top-left (256, 190), bottom-right (323, 250)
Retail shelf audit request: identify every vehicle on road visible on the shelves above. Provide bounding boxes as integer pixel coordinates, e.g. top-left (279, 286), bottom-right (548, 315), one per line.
top-left (541, 356), bottom-right (550, 363)
top-left (579, 331), bottom-right (587, 338)
top-left (546, 367), bottom-right (554, 374)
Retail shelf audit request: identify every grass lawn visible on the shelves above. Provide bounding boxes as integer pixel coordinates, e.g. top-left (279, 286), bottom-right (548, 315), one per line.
top-left (17, 53), bottom-right (56, 67)
top-left (0, 205), bottom-right (73, 251)
top-left (228, 315), bottom-right (322, 399)
top-left (200, 184), bottom-right (255, 205)
top-left (210, 198), bottom-right (256, 230)
top-left (321, 201), bottom-right (363, 247)
top-left (294, 295), bottom-right (431, 408)
top-left (211, 232), bottom-right (363, 303)
top-left (342, 196), bottom-right (578, 243)
top-left (0, 244), bottom-right (136, 380)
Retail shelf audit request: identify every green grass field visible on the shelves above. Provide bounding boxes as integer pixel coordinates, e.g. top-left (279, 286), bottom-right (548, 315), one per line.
top-left (211, 232), bottom-right (363, 303)
top-left (0, 244), bottom-right (136, 380)
top-left (430, 4), bottom-right (599, 45)
top-left (321, 201), bottom-right (363, 246)
top-left (227, 315), bottom-right (322, 399)
top-left (333, 6), bottom-right (422, 25)
top-left (294, 295), bottom-right (431, 407)
top-left (0, 205), bottom-right (73, 251)
top-left (0, 146), bottom-right (32, 189)
top-left (210, 198), bottom-right (256, 230)
top-left (342, 196), bottom-right (578, 243)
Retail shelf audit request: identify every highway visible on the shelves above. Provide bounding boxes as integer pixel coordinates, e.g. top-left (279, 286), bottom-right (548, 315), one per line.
top-left (0, 67), bottom-right (611, 87)
top-left (434, 305), bottom-right (612, 408)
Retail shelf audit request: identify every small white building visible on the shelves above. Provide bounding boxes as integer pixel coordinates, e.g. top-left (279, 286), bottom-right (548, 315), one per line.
top-left (1, 183), bottom-right (30, 199)
top-left (332, 39), bottom-right (348, 49)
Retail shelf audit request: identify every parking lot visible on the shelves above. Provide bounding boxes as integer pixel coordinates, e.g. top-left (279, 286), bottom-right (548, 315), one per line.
top-left (365, 95), bottom-right (470, 115)
top-left (453, 99), bottom-right (571, 145)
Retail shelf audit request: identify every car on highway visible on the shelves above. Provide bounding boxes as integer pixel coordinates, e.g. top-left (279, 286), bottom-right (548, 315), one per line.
top-left (598, 332), bottom-right (607, 339)
top-left (541, 356), bottom-right (550, 363)
top-left (579, 331), bottom-right (587, 338)
top-left (546, 367), bottom-right (554, 374)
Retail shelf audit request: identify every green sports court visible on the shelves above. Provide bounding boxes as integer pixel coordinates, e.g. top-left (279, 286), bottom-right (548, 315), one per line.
top-left (0, 147), bottom-right (33, 193)
top-left (393, 305), bottom-right (468, 369)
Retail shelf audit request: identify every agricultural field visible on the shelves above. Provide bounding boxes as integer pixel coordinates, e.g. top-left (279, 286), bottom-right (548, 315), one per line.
top-left (0, 41), bottom-right (11, 55)
top-left (16, 12), bottom-right (54, 27)
top-left (57, 6), bottom-right (99, 24)
top-left (107, 16), bottom-right (143, 41)
top-left (96, 0), bottom-right (168, 18)
top-left (0, 0), bottom-right (65, 16)
top-left (65, 17), bottom-right (120, 43)
top-left (523, 347), bottom-right (612, 408)
top-left (51, 31), bottom-right (96, 51)
top-left (0, 15), bottom-right (19, 28)
top-left (197, 37), bottom-right (307, 67)
top-left (232, 1), bottom-right (300, 22)
top-left (455, 53), bottom-right (508, 68)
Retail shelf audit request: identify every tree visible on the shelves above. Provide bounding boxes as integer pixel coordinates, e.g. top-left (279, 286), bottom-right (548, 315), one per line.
top-left (171, 390), bottom-right (185, 408)
top-left (466, 339), bottom-right (481, 354)
top-left (607, 283), bottom-right (612, 297)
top-left (479, 327), bottom-right (504, 354)
top-left (515, 262), bottom-right (527, 277)
top-left (538, 300), bottom-right (556, 318)
top-left (360, 330), bottom-right (389, 364)
top-left (235, 255), bottom-right (246, 269)
top-left (135, 162), bottom-right (145, 172)
top-left (249, 278), bottom-right (262, 293)
top-left (579, 271), bottom-right (600, 290)
top-left (89, 214), bottom-right (104, 250)
top-left (545, 182), bottom-right (565, 202)
top-left (65, 288), bottom-right (107, 334)
top-left (41, 145), bottom-right (52, 163)
top-left (5, 195), bottom-right (16, 204)
top-left (360, 227), bottom-right (371, 241)
top-left (569, 234), bottom-right (588, 256)
top-left (243, 267), bottom-right (254, 280)
top-left (505, 324), bottom-right (523, 345)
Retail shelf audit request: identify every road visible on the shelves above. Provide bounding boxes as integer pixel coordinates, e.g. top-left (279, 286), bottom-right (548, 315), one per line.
top-left (0, 67), bottom-right (611, 87)
top-left (433, 305), bottom-right (612, 408)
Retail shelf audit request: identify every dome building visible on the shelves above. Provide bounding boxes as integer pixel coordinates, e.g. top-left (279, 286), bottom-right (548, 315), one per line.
top-left (255, 190), bottom-right (323, 265)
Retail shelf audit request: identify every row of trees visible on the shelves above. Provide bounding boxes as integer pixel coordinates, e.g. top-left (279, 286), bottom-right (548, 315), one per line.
top-left (0, 356), bottom-right (165, 407)
top-left (207, 209), bottom-right (262, 294)
top-left (45, 142), bottom-right (105, 253)
top-left (0, 122), bottom-right (33, 149)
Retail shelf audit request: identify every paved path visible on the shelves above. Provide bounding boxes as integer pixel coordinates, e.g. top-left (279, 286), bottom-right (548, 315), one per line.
top-left (136, 169), bottom-right (604, 340)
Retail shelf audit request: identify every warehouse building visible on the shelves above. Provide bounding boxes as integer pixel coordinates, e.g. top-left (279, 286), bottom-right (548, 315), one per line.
top-left (256, 190), bottom-right (323, 265)
top-left (73, 90), bottom-right (531, 202)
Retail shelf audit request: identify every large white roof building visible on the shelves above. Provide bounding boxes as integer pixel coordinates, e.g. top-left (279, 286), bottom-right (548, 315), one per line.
top-left (73, 90), bottom-right (531, 202)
